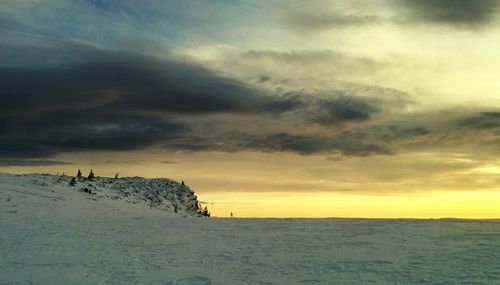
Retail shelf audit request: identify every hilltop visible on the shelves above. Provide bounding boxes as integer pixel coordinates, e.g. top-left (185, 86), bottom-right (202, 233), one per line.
top-left (0, 172), bottom-right (204, 216)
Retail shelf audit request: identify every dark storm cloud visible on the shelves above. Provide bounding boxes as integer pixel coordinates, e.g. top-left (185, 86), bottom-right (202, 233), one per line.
top-left (0, 159), bottom-right (71, 167)
top-left (299, 94), bottom-right (378, 126)
top-left (377, 126), bottom-right (430, 140)
top-left (30, 113), bottom-right (186, 151)
top-left (337, 108), bottom-right (500, 155)
top-left (0, 110), bottom-right (187, 156)
top-left (398, 0), bottom-right (500, 28)
top-left (283, 0), bottom-right (500, 32)
top-left (1, 43), bottom-right (284, 161)
top-left (0, 43), bottom-right (300, 163)
top-left (161, 160), bottom-right (178, 164)
top-left (164, 132), bottom-right (390, 157)
top-left (285, 12), bottom-right (380, 32)
top-left (0, 48), bottom-right (283, 115)
top-left (0, 140), bottom-right (57, 159)
top-left (456, 112), bottom-right (500, 130)
top-left (0, 42), bottom-right (423, 164)
top-left (257, 75), bottom-right (272, 83)
top-left (102, 160), bottom-right (140, 165)
top-left (278, 90), bottom-right (412, 128)
top-left (247, 133), bottom-right (390, 156)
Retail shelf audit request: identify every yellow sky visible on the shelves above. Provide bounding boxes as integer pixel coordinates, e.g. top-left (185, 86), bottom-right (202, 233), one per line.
top-left (3, 150), bottom-right (500, 218)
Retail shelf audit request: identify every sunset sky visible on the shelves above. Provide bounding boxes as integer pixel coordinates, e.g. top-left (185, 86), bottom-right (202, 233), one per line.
top-left (2, 0), bottom-right (500, 218)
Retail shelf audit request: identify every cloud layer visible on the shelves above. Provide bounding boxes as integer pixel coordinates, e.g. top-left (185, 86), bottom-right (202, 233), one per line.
top-left (3, 38), bottom-right (500, 166)
top-left (2, 0), bottom-right (500, 170)
top-left (0, 41), bottom-right (410, 162)
top-left (398, 0), bottom-right (500, 28)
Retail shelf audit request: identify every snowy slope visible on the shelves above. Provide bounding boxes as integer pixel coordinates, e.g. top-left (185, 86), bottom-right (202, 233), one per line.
top-left (0, 173), bottom-right (201, 216)
top-left (1, 172), bottom-right (500, 284)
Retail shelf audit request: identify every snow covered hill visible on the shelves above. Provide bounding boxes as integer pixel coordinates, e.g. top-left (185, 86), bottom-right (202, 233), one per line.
top-left (0, 172), bottom-right (202, 216)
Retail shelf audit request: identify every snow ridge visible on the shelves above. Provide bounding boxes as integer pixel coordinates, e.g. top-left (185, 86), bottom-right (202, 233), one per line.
top-left (5, 173), bottom-right (202, 216)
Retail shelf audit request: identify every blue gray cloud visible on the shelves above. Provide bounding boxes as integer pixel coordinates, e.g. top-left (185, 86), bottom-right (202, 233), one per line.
top-left (397, 0), bottom-right (500, 28)
top-left (3, 0), bottom-right (500, 167)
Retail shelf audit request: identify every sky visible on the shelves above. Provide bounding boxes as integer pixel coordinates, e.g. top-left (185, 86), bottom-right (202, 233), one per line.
top-left (2, 0), bottom-right (500, 218)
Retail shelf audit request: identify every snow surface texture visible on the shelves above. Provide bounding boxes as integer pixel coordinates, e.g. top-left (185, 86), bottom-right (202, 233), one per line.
top-left (0, 173), bottom-right (200, 216)
top-left (1, 173), bottom-right (500, 284)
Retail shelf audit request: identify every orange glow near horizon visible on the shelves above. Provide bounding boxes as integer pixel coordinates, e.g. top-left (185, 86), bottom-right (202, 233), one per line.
top-left (2, 155), bottom-right (500, 219)
top-left (2, 150), bottom-right (500, 219)
top-left (203, 190), bottom-right (500, 218)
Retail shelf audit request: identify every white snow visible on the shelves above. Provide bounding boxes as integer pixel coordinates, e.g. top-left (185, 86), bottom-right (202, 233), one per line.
top-left (1, 172), bottom-right (500, 284)
top-left (0, 173), bottom-right (201, 216)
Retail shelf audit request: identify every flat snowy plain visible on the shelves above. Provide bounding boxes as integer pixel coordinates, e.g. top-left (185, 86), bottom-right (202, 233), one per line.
top-left (1, 173), bottom-right (500, 284)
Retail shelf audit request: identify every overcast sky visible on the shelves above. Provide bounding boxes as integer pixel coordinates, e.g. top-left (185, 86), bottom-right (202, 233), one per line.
top-left (2, 0), bottom-right (500, 217)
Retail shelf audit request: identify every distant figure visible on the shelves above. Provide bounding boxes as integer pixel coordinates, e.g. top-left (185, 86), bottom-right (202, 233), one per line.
top-left (76, 169), bottom-right (82, 179)
top-left (114, 172), bottom-right (119, 179)
top-left (230, 212), bottom-right (233, 218)
top-left (88, 169), bottom-right (95, 180)
top-left (174, 204), bottom-right (178, 213)
top-left (181, 180), bottom-right (185, 186)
